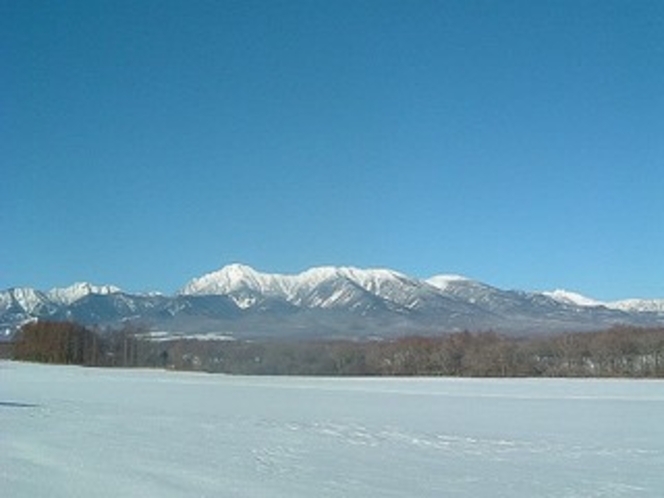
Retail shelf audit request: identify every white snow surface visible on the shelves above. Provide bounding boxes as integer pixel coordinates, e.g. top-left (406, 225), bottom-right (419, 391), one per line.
top-left (2, 361), bottom-right (663, 498)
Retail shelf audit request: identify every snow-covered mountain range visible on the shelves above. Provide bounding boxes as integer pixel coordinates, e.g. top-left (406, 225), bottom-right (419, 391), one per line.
top-left (2, 264), bottom-right (663, 340)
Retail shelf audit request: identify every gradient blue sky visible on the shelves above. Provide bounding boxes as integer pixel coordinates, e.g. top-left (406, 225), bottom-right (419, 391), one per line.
top-left (3, 0), bottom-right (663, 299)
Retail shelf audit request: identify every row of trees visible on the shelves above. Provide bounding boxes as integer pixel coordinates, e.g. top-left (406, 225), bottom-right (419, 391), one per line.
top-left (140, 326), bottom-right (664, 377)
top-left (10, 321), bottom-right (664, 377)
top-left (13, 322), bottom-right (99, 365)
top-left (11, 321), bottom-right (151, 367)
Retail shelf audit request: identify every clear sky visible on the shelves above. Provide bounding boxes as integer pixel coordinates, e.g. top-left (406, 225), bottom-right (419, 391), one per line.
top-left (2, 0), bottom-right (663, 300)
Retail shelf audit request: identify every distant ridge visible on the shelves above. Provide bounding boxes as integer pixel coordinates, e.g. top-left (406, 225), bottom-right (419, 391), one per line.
top-left (2, 264), bottom-right (663, 340)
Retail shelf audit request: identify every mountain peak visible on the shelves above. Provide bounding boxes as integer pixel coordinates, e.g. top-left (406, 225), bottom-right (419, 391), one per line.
top-left (220, 262), bottom-right (259, 275)
top-left (0, 287), bottom-right (50, 313)
top-left (179, 263), bottom-right (279, 297)
top-left (307, 266), bottom-right (409, 285)
top-left (426, 274), bottom-right (472, 291)
top-left (180, 264), bottom-right (416, 297)
top-left (541, 289), bottom-right (603, 307)
top-left (213, 263), bottom-right (262, 285)
top-left (608, 298), bottom-right (664, 313)
top-left (47, 282), bottom-right (122, 305)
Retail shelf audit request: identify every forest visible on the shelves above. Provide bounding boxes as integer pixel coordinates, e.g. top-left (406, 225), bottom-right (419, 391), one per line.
top-left (9, 321), bottom-right (664, 377)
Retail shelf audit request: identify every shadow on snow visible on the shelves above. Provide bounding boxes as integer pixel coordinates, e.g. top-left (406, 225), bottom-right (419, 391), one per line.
top-left (0, 401), bottom-right (39, 408)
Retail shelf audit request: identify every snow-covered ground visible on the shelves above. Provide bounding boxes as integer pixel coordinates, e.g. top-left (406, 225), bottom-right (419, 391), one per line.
top-left (2, 361), bottom-right (663, 497)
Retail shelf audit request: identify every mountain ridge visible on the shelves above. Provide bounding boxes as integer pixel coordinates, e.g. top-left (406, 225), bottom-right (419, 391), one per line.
top-left (2, 264), bottom-right (663, 340)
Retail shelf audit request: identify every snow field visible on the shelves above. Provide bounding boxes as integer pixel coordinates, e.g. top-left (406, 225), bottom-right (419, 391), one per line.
top-left (2, 361), bottom-right (663, 497)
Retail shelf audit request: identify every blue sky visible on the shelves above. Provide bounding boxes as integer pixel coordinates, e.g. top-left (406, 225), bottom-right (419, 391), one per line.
top-left (3, 0), bottom-right (663, 299)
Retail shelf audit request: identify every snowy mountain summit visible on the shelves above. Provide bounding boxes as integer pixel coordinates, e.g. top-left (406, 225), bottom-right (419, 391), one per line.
top-left (543, 290), bottom-right (664, 314)
top-left (180, 264), bottom-right (412, 295)
top-left (48, 282), bottom-right (122, 305)
top-left (179, 263), bottom-right (435, 311)
top-left (542, 290), bottom-right (603, 308)
top-left (425, 274), bottom-right (472, 291)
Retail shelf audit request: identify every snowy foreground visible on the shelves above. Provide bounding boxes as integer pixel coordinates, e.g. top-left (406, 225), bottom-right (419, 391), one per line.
top-left (2, 361), bottom-right (663, 498)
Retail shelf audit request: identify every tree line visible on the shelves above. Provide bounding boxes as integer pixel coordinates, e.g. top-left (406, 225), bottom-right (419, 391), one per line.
top-left (11, 321), bottom-right (155, 367)
top-left (9, 321), bottom-right (664, 377)
top-left (145, 326), bottom-right (664, 377)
